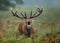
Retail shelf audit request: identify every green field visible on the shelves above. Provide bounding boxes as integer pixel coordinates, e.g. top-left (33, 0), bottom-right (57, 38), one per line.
top-left (0, 7), bottom-right (60, 43)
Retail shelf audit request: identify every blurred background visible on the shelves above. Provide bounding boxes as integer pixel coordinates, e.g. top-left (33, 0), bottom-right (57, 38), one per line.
top-left (0, 0), bottom-right (60, 43)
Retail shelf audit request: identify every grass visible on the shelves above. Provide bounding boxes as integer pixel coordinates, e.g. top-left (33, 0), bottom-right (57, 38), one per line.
top-left (0, 7), bottom-right (60, 43)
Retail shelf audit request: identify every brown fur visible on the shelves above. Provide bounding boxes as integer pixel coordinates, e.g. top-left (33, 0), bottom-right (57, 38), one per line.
top-left (18, 22), bottom-right (35, 37)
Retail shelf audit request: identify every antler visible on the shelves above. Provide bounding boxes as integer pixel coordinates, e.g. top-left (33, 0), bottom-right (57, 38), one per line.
top-left (11, 11), bottom-right (26, 19)
top-left (30, 10), bottom-right (32, 18)
top-left (30, 8), bottom-right (43, 18)
top-left (11, 8), bottom-right (43, 19)
top-left (24, 12), bottom-right (27, 18)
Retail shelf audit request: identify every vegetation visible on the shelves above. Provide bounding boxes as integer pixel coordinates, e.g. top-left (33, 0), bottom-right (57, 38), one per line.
top-left (0, 7), bottom-right (60, 43)
top-left (0, 0), bottom-right (23, 10)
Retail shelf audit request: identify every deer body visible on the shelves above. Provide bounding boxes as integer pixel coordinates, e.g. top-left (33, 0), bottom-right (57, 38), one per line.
top-left (11, 8), bottom-right (43, 37)
top-left (18, 20), bottom-right (35, 37)
top-left (18, 22), bottom-right (26, 35)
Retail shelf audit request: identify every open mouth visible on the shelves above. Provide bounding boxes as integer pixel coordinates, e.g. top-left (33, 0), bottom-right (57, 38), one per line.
top-left (27, 21), bottom-right (30, 25)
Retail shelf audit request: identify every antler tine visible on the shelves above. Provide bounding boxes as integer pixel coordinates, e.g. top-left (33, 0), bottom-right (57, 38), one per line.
top-left (30, 10), bottom-right (32, 18)
top-left (32, 11), bottom-right (37, 17)
top-left (24, 12), bottom-right (27, 18)
top-left (31, 8), bottom-right (43, 18)
top-left (11, 11), bottom-right (23, 19)
top-left (11, 11), bottom-right (16, 16)
top-left (20, 12), bottom-right (25, 18)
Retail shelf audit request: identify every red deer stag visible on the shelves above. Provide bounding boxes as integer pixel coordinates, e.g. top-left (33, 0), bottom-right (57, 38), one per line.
top-left (11, 8), bottom-right (43, 37)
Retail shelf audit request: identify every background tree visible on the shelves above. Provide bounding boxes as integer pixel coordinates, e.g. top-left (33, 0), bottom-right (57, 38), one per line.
top-left (0, 0), bottom-right (23, 10)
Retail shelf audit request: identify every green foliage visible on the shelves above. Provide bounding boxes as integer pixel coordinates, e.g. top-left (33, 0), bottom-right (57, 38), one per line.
top-left (0, 0), bottom-right (14, 10)
top-left (0, 0), bottom-right (23, 10)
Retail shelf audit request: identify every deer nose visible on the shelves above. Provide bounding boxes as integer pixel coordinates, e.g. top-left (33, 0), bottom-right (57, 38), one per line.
top-left (27, 21), bottom-right (30, 25)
